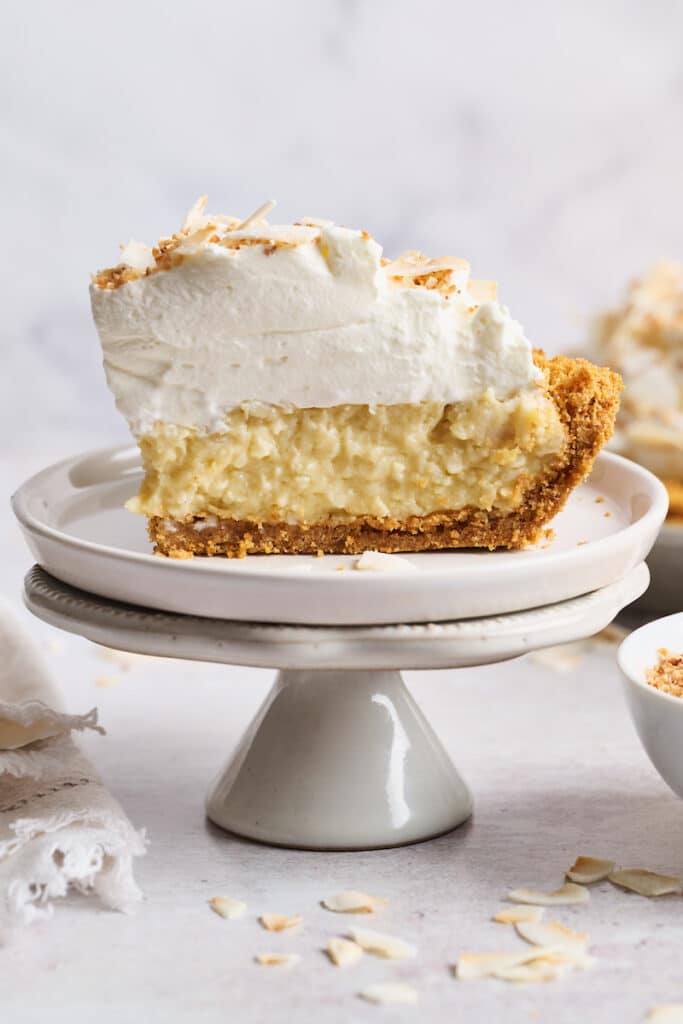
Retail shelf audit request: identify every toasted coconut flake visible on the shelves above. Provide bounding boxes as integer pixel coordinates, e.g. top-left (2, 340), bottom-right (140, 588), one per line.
top-left (416, 256), bottom-right (469, 275)
top-left (388, 254), bottom-right (468, 276)
top-left (348, 926), bottom-right (416, 960)
top-left (468, 279), bottom-right (498, 302)
top-left (494, 907), bottom-right (544, 925)
top-left (353, 551), bottom-right (417, 573)
top-left (607, 869), bottom-right (682, 897)
top-left (322, 890), bottom-right (387, 914)
top-left (259, 912), bottom-right (303, 932)
top-left (209, 896), bottom-right (247, 920)
top-left (177, 224), bottom-right (224, 251)
top-left (457, 947), bottom-right (590, 982)
top-left (235, 199), bottom-right (276, 230)
top-left (255, 953), bottom-right (300, 967)
top-left (648, 1007), bottom-right (683, 1022)
top-left (326, 937), bottom-right (363, 967)
top-left (360, 982), bottom-right (418, 1005)
top-left (209, 214), bottom-right (242, 227)
top-left (516, 920), bottom-right (588, 954)
top-left (456, 951), bottom-right (529, 980)
top-left (219, 224), bottom-right (314, 250)
top-left (385, 255), bottom-right (470, 297)
top-left (119, 239), bottom-right (156, 272)
top-left (493, 958), bottom-right (571, 984)
top-left (566, 855), bottom-right (615, 884)
top-left (508, 882), bottom-right (589, 906)
top-left (181, 195), bottom-right (208, 233)
top-left (455, 948), bottom-right (557, 980)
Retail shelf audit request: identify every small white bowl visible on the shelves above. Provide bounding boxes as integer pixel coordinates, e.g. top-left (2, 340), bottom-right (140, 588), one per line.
top-left (619, 612), bottom-right (683, 797)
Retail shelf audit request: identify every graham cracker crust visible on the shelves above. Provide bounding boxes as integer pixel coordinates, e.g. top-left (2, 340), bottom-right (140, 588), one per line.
top-left (149, 354), bottom-right (622, 558)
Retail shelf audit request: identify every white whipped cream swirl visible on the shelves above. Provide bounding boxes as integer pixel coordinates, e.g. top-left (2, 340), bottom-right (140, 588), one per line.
top-left (91, 215), bottom-right (541, 436)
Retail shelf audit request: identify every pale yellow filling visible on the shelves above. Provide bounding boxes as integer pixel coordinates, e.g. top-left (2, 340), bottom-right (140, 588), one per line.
top-left (130, 388), bottom-right (566, 522)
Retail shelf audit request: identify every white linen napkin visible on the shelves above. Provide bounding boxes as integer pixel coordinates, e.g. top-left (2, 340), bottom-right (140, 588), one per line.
top-left (0, 598), bottom-right (146, 928)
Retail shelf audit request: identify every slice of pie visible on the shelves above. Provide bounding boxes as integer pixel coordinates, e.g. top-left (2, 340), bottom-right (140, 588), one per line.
top-left (90, 197), bottom-right (621, 558)
top-left (587, 262), bottom-right (683, 520)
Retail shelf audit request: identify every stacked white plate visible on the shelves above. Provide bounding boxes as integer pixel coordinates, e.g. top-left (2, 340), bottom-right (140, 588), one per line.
top-left (12, 446), bottom-right (669, 626)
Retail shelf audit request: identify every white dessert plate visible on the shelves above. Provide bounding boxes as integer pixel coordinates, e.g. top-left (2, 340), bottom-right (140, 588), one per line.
top-left (12, 446), bottom-right (668, 625)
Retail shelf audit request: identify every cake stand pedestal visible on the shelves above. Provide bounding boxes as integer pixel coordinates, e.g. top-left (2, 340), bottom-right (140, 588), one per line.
top-left (24, 563), bottom-right (648, 850)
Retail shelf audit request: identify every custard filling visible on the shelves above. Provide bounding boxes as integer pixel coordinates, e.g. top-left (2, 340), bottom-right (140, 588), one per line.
top-left (129, 388), bottom-right (566, 523)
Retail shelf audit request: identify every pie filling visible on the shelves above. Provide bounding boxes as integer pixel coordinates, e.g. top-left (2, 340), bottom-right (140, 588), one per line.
top-left (129, 387), bottom-right (566, 524)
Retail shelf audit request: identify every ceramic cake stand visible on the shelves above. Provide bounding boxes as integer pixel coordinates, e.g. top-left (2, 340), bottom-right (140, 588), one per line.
top-left (24, 562), bottom-right (648, 850)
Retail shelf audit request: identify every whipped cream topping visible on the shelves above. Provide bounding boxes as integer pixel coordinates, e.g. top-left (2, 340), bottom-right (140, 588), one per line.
top-left (589, 262), bottom-right (683, 481)
top-left (91, 199), bottom-right (541, 436)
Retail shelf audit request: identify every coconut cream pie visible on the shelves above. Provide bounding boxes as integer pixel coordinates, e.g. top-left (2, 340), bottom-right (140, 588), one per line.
top-left (589, 262), bottom-right (683, 520)
top-left (90, 197), bottom-right (621, 557)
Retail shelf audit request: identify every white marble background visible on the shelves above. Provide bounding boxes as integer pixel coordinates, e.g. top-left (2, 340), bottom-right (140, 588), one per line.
top-left (2, 0), bottom-right (683, 456)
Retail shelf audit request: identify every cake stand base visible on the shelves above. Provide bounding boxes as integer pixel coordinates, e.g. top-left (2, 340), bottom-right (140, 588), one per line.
top-left (23, 563), bottom-right (649, 851)
top-left (206, 668), bottom-right (472, 850)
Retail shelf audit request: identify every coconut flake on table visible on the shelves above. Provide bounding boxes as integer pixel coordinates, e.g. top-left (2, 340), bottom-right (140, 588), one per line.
top-left (455, 946), bottom-right (591, 982)
top-left (507, 882), bottom-right (589, 906)
top-left (493, 906), bottom-right (545, 924)
top-left (254, 953), bottom-right (300, 967)
top-left (492, 955), bottom-right (575, 983)
top-left (321, 890), bottom-right (387, 914)
top-left (259, 912), bottom-right (303, 931)
top-left (566, 855), bottom-right (615, 884)
top-left (515, 920), bottom-right (589, 954)
top-left (455, 947), bottom-right (565, 980)
top-left (359, 982), bottom-right (418, 1005)
top-left (348, 926), bottom-right (416, 960)
top-left (607, 868), bottom-right (682, 897)
top-left (325, 937), bottom-right (363, 967)
top-left (208, 896), bottom-right (247, 920)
